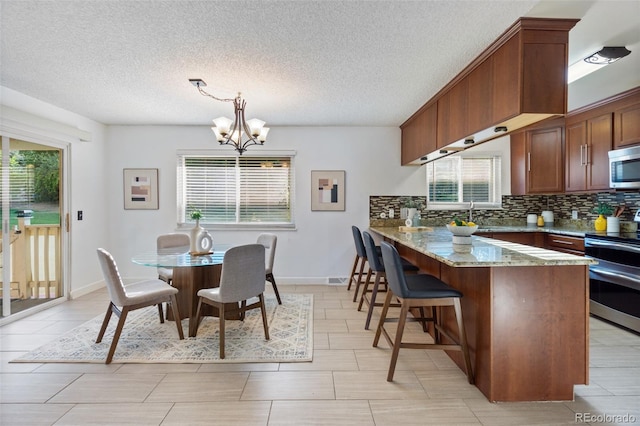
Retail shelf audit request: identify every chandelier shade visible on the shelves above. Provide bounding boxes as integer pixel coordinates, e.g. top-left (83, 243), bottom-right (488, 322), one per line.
top-left (190, 79), bottom-right (268, 154)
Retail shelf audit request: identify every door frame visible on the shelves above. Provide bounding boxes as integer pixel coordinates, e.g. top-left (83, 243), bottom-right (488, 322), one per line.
top-left (0, 131), bottom-right (71, 324)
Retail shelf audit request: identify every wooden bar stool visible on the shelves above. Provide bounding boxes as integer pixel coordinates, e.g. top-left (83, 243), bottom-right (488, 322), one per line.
top-left (347, 226), bottom-right (379, 303)
top-left (358, 231), bottom-right (419, 330)
top-left (373, 241), bottom-right (474, 384)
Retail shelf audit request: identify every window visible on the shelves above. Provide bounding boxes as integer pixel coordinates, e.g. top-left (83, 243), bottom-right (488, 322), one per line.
top-left (177, 152), bottom-right (293, 227)
top-left (426, 155), bottom-right (501, 208)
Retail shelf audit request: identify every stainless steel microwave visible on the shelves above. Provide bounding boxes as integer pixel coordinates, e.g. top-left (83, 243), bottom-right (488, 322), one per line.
top-left (609, 146), bottom-right (640, 189)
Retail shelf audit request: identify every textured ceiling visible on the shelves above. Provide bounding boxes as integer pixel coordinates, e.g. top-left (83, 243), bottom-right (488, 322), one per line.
top-left (1, 1), bottom-right (639, 127)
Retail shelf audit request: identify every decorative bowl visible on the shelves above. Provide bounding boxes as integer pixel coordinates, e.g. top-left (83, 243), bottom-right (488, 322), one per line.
top-left (446, 224), bottom-right (478, 236)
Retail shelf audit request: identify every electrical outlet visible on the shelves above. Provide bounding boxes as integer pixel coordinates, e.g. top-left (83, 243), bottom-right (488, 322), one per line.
top-left (572, 210), bottom-right (578, 220)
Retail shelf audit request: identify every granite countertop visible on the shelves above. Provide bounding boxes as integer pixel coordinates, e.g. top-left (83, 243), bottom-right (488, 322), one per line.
top-left (369, 226), bottom-right (597, 268)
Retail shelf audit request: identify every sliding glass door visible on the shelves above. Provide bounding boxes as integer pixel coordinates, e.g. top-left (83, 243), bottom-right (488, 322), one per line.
top-left (1, 135), bottom-right (65, 317)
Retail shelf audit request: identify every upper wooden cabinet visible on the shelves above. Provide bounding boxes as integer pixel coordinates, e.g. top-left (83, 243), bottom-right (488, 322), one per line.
top-left (401, 17), bottom-right (577, 165)
top-left (527, 125), bottom-right (565, 194)
top-left (614, 99), bottom-right (640, 149)
top-left (401, 102), bottom-right (437, 165)
top-left (565, 113), bottom-right (612, 192)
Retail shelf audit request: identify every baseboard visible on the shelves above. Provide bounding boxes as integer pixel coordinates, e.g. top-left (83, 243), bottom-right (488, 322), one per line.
top-left (69, 280), bottom-right (105, 299)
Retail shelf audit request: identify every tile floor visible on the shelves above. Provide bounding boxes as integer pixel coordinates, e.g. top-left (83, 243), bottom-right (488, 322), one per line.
top-left (1, 284), bottom-right (640, 425)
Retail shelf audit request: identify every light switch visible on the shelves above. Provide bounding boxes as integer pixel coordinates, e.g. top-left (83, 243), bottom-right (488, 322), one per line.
top-left (77, 211), bottom-right (83, 220)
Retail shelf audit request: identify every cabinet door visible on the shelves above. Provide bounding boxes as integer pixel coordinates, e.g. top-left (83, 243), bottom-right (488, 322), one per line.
top-left (527, 127), bottom-right (564, 193)
top-left (437, 80), bottom-right (468, 148)
top-left (468, 59), bottom-right (493, 134)
top-left (565, 121), bottom-right (587, 192)
top-left (510, 131), bottom-right (526, 195)
top-left (586, 113), bottom-right (613, 190)
top-left (492, 36), bottom-right (521, 123)
top-left (401, 103), bottom-right (437, 165)
top-left (614, 102), bottom-right (640, 148)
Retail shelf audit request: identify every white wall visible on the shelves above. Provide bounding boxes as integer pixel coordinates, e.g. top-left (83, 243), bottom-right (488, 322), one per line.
top-left (107, 125), bottom-right (426, 284)
top-left (1, 86), bottom-right (109, 296)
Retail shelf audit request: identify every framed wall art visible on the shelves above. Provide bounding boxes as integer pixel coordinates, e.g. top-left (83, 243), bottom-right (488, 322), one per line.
top-left (123, 168), bottom-right (159, 210)
top-left (311, 170), bottom-right (345, 211)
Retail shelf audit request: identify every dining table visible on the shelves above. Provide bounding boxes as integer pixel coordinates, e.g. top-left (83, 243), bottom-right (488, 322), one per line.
top-left (131, 245), bottom-right (239, 337)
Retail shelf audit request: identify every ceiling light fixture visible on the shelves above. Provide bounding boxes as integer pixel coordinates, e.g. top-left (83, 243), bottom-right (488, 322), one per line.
top-left (189, 79), bottom-right (269, 155)
top-left (567, 46), bottom-right (631, 84)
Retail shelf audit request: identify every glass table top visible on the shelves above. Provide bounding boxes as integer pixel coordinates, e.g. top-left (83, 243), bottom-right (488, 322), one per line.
top-left (131, 245), bottom-right (230, 268)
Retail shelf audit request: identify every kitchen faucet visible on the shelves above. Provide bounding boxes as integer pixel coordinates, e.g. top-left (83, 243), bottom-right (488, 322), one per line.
top-left (469, 201), bottom-right (474, 222)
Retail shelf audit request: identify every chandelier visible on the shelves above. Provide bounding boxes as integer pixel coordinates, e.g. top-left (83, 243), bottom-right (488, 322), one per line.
top-left (190, 79), bottom-right (269, 155)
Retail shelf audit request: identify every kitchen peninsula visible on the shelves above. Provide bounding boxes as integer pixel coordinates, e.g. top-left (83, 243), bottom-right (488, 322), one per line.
top-left (370, 226), bottom-right (596, 402)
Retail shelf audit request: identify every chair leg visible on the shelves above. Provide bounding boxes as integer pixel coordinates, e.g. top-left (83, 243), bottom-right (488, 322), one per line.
top-left (105, 307), bottom-right (130, 364)
top-left (373, 291), bottom-right (394, 347)
top-left (347, 254), bottom-right (359, 291)
top-left (219, 304), bottom-right (226, 359)
top-left (352, 259), bottom-right (367, 302)
top-left (357, 267), bottom-right (373, 311)
top-left (267, 273), bottom-right (282, 305)
top-left (364, 272), bottom-right (383, 330)
top-left (259, 293), bottom-right (270, 340)
top-left (170, 295), bottom-right (184, 340)
top-left (453, 298), bottom-right (474, 384)
top-left (157, 303), bottom-right (165, 323)
top-left (192, 298), bottom-right (204, 338)
top-left (96, 303), bottom-right (114, 343)
top-left (387, 303), bottom-right (410, 382)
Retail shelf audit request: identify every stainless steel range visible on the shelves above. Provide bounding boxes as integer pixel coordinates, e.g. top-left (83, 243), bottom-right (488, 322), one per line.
top-left (585, 209), bottom-right (640, 333)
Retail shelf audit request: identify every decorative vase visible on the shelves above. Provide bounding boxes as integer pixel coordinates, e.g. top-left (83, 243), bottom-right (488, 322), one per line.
top-left (594, 214), bottom-right (607, 231)
top-left (407, 208), bottom-right (417, 220)
top-left (190, 219), bottom-right (203, 253)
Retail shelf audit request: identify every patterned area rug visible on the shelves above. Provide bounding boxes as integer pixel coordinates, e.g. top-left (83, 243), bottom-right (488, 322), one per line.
top-left (13, 294), bottom-right (312, 364)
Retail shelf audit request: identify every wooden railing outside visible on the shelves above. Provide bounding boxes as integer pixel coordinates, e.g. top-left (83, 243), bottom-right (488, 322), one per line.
top-left (0, 218), bottom-right (61, 299)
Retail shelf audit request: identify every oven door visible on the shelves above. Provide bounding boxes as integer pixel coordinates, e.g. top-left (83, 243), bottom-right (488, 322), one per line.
top-left (586, 238), bottom-right (640, 333)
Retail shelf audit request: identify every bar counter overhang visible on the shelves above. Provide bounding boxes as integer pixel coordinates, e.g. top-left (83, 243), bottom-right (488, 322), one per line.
top-left (370, 227), bottom-right (595, 402)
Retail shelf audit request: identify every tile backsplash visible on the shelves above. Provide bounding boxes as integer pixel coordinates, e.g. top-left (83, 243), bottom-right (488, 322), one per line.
top-left (370, 191), bottom-right (640, 229)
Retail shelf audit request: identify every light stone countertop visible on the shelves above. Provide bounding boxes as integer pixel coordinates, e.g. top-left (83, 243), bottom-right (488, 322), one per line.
top-left (369, 226), bottom-right (597, 268)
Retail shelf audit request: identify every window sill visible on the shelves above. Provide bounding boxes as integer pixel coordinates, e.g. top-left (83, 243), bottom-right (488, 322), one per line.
top-left (178, 223), bottom-right (296, 232)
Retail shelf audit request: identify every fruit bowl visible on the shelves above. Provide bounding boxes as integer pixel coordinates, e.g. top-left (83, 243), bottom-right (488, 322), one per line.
top-left (446, 224), bottom-right (478, 236)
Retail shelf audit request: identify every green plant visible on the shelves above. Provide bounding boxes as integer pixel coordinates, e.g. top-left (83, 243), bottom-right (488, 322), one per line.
top-left (190, 208), bottom-right (203, 221)
top-left (403, 198), bottom-right (422, 209)
top-left (593, 202), bottom-right (614, 216)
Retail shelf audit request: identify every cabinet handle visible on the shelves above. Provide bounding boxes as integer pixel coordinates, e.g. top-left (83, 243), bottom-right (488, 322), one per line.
top-left (579, 145), bottom-right (584, 165)
top-left (584, 144), bottom-right (589, 165)
top-left (552, 239), bottom-right (574, 246)
top-left (527, 152), bottom-right (531, 171)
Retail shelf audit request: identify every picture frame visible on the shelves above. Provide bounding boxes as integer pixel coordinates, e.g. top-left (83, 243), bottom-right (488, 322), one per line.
top-left (123, 168), bottom-right (159, 210)
top-left (311, 170), bottom-right (345, 211)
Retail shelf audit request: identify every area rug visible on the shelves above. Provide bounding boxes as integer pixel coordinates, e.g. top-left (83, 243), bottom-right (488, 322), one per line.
top-left (13, 293), bottom-right (312, 364)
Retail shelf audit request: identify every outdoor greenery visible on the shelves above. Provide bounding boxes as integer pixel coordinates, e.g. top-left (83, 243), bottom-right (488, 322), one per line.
top-left (14, 151), bottom-right (60, 202)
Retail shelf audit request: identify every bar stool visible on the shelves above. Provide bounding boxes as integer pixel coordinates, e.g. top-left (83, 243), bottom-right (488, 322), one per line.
top-left (373, 241), bottom-right (474, 384)
top-left (347, 226), bottom-right (379, 303)
top-left (358, 231), bottom-right (419, 330)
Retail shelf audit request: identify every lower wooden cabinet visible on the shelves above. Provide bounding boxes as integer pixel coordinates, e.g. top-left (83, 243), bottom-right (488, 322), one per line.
top-left (487, 232), bottom-right (545, 247)
top-left (545, 233), bottom-right (584, 255)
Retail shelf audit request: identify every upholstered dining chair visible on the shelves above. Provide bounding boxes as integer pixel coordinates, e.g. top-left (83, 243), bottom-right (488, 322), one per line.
top-left (193, 244), bottom-right (269, 359)
top-left (95, 248), bottom-right (184, 364)
top-left (373, 241), bottom-right (473, 384)
top-left (257, 233), bottom-right (281, 304)
top-left (156, 233), bottom-right (190, 284)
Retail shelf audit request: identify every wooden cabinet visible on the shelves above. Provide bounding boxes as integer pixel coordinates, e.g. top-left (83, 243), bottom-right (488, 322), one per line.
top-left (545, 234), bottom-right (584, 256)
top-left (614, 101), bottom-right (640, 148)
top-left (527, 125), bottom-right (564, 194)
top-left (400, 103), bottom-right (437, 164)
top-left (400, 18), bottom-right (577, 165)
top-left (437, 79), bottom-right (468, 149)
top-left (565, 113), bottom-right (612, 192)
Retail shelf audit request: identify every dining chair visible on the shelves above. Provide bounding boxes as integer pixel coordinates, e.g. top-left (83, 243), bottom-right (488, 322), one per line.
top-left (156, 233), bottom-right (190, 284)
top-left (257, 233), bottom-right (281, 304)
top-left (193, 244), bottom-right (269, 359)
top-left (95, 248), bottom-right (184, 364)
top-left (373, 241), bottom-right (473, 383)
